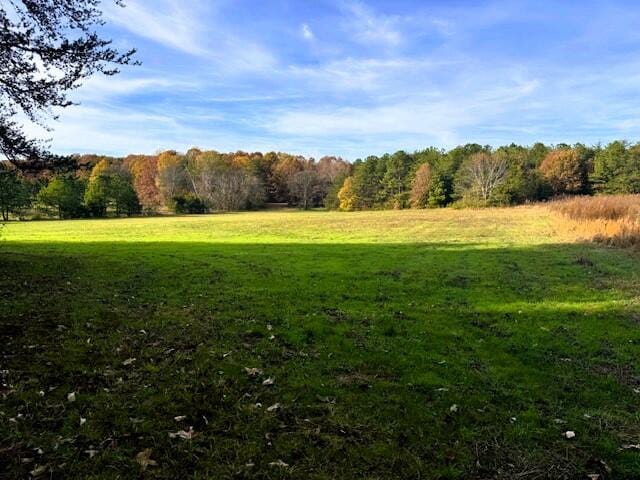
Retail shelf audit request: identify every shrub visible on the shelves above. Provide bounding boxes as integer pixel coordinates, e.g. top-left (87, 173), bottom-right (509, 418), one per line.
top-left (172, 195), bottom-right (207, 214)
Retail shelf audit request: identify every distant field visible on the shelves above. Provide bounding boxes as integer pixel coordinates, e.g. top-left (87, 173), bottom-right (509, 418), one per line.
top-left (1, 207), bottom-right (639, 479)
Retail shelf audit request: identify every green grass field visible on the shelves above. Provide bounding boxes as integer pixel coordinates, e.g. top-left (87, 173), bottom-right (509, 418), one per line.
top-left (1, 207), bottom-right (639, 479)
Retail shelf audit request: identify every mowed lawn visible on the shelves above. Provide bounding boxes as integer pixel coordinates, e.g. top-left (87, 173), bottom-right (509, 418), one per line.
top-left (1, 207), bottom-right (639, 479)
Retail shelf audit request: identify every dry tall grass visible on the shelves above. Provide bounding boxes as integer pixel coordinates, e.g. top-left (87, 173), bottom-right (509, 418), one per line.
top-left (550, 195), bottom-right (640, 248)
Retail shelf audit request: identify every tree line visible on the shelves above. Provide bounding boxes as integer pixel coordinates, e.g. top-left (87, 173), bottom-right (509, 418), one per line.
top-left (1, 141), bottom-right (639, 220)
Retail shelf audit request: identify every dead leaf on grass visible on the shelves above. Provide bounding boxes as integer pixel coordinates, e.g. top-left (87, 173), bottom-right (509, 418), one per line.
top-left (135, 448), bottom-right (158, 470)
top-left (169, 427), bottom-right (196, 440)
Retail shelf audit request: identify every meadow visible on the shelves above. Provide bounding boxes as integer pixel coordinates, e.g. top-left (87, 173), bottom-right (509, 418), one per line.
top-left (1, 206), bottom-right (639, 479)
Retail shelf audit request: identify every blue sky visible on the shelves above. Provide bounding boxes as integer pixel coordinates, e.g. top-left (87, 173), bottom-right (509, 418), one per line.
top-left (33, 0), bottom-right (640, 160)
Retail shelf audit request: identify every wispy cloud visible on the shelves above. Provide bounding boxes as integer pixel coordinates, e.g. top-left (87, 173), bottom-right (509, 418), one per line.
top-left (104, 0), bottom-right (208, 56)
top-left (265, 72), bottom-right (540, 145)
top-left (341, 1), bottom-right (403, 46)
top-left (105, 0), bottom-right (276, 72)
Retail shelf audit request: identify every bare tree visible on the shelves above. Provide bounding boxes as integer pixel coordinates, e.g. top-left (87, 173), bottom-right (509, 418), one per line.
top-left (156, 152), bottom-right (186, 202)
top-left (455, 153), bottom-right (509, 203)
top-left (206, 169), bottom-right (263, 211)
top-left (185, 152), bottom-right (264, 211)
top-left (288, 169), bottom-right (321, 210)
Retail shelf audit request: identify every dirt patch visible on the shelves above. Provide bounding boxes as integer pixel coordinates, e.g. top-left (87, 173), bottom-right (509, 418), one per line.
top-left (591, 363), bottom-right (640, 389)
top-left (337, 372), bottom-right (372, 388)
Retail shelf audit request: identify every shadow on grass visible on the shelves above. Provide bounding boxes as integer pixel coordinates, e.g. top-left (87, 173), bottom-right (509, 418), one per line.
top-left (1, 241), bottom-right (639, 479)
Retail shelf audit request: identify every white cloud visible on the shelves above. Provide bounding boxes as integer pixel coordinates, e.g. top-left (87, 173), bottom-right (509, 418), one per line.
top-left (301, 23), bottom-right (314, 41)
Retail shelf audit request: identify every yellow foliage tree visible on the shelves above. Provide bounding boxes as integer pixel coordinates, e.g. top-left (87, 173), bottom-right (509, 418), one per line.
top-left (338, 176), bottom-right (357, 211)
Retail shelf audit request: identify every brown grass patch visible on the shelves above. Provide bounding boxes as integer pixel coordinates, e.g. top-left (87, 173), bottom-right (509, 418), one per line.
top-left (550, 195), bottom-right (640, 248)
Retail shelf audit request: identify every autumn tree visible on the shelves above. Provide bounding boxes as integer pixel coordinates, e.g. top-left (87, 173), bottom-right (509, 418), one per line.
top-left (410, 163), bottom-right (434, 208)
top-left (1, 0), bottom-right (136, 163)
top-left (455, 152), bottom-right (509, 204)
top-left (125, 155), bottom-right (160, 212)
top-left (185, 151), bottom-right (264, 211)
top-left (324, 172), bottom-right (349, 210)
top-left (316, 156), bottom-right (350, 183)
top-left (338, 176), bottom-right (358, 211)
top-left (84, 158), bottom-right (140, 216)
top-left (271, 154), bottom-right (304, 203)
top-left (539, 149), bottom-right (588, 194)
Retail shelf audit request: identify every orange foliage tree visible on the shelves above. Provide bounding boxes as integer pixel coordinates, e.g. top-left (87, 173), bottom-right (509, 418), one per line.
top-left (539, 149), bottom-right (587, 194)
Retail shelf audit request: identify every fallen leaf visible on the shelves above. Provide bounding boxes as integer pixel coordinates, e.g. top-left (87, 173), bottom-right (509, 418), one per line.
top-left (169, 427), bottom-right (196, 440)
top-left (317, 395), bottom-right (335, 404)
top-left (244, 367), bottom-right (263, 377)
top-left (30, 465), bottom-right (47, 477)
top-left (135, 448), bottom-right (158, 471)
top-left (621, 444), bottom-right (640, 450)
top-left (449, 404), bottom-right (458, 413)
top-left (174, 415), bottom-right (187, 422)
top-left (84, 449), bottom-right (98, 458)
top-left (563, 431), bottom-right (576, 439)
top-left (262, 377), bottom-right (275, 386)
top-left (266, 403), bottom-right (281, 412)
top-left (80, 417), bottom-right (87, 426)
top-left (122, 358), bottom-right (136, 366)
top-left (67, 392), bottom-right (76, 402)
top-left (269, 459), bottom-right (289, 468)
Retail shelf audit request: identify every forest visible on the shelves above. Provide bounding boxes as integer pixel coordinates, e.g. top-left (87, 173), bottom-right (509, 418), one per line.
top-left (1, 140), bottom-right (639, 220)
